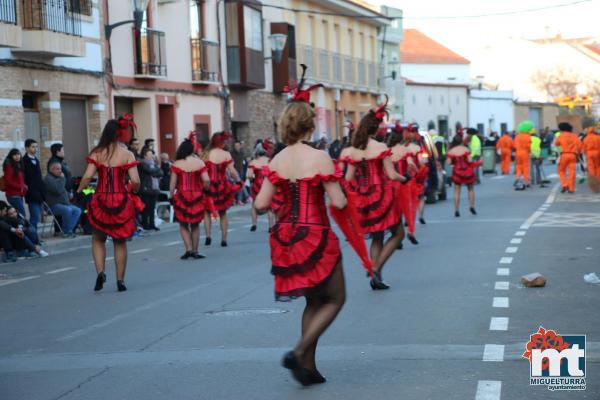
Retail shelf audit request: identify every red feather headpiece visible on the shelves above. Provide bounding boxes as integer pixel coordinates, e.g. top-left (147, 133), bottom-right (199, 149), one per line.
top-left (188, 131), bottom-right (202, 153)
top-left (372, 95), bottom-right (389, 122)
top-left (117, 113), bottom-right (137, 143)
top-left (210, 131), bottom-right (232, 148)
top-left (283, 64), bottom-right (323, 106)
top-left (262, 138), bottom-right (274, 156)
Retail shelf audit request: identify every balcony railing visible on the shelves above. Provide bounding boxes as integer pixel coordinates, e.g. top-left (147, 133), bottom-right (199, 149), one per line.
top-left (297, 45), bottom-right (380, 91)
top-left (1, 0), bottom-right (17, 24)
top-left (191, 38), bottom-right (219, 83)
top-left (135, 28), bottom-right (167, 77)
top-left (21, 0), bottom-right (82, 36)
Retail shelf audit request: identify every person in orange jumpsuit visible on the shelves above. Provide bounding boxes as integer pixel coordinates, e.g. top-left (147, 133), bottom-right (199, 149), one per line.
top-left (496, 131), bottom-right (514, 174)
top-left (514, 120), bottom-right (534, 186)
top-left (582, 127), bottom-right (600, 179)
top-left (555, 122), bottom-right (582, 193)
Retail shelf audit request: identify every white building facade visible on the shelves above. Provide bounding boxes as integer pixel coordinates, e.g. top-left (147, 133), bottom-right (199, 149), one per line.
top-left (468, 89), bottom-right (514, 135)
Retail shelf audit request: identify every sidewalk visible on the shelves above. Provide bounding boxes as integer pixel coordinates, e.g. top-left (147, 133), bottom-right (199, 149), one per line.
top-left (32, 203), bottom-right (254, 257)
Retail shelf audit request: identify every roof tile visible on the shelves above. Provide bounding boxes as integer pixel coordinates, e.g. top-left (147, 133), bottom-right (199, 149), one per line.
top-left (401, 29), bottom-right (470, 64)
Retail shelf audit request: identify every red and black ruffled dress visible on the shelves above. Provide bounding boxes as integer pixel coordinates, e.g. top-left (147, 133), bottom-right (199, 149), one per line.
top-left (266, 167), bottom-right (343, 301)
top-left (171, 165), bottom-right (208, 224)
top-left (86, 157), bottom-right (138, 239)
top-left (205, 160), bottom-right (236, 212)
top-left (395, 153), bottom-right (416, 231)
top-left (343, 149), bottom-right (400, 233)
top-left (448, 152), bottom-right (477, 185)
top-left (249, 165), bottom-right (266, 199)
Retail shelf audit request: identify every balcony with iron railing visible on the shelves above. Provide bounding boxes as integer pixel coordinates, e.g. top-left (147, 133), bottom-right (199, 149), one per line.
top-left (135, 28), bottom-right (167, 78)
top-left (297, 45), bottom-right (380, 92)
top-left (0, 0), bottom-right (21, 47)
top-left (191, 38), bottom-right (219, 84)
top-left (11, 0), bottom-right (85, 56)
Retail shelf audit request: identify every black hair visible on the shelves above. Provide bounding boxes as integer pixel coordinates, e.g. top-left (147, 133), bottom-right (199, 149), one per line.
top-left (0, 200), bottom-right (8, 211)
top-left (450, 135), bottom-right (463, 148)
top-left (50, 143), bottom-right (63, 156)
top-left (144, 138), bottom-right (155, 145)
top-left (91, 120), bottom-right (119, 157)
top-left (25, 139), bottom-right (37, 148)
top-left (141, 147), bottom-right (154, 158)
top-left (3, 148), bottom-right (23, 171)
top-left (176, 139), bottom-right (194, 160)
top-left (128, 137), bottom-right (139, 146)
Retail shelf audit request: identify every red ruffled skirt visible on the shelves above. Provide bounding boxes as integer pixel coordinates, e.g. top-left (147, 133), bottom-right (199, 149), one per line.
top-left (207, 180), bottom-right (236, 212)
top-left (395, 181), bottom-right (416, 233)
top-left (172, 190), bottom-right (207, 224)
top-left (452, 165), bottom-right (477, 185)
top-left (88, 193), bottom-right (137, 239)
top-left (347, 183), bottom-right (400, 233)
top-left (270, 223), bottom-right (341, 301)
top-left (251, 175), bottom-right (265, 199)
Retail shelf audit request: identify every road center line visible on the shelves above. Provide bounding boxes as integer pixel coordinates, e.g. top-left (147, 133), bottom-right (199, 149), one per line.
top-left (495, 281), bottom-right (509, 290)
top-left (499, 257), bottom-right (513, 264)
top-left (483, 344), bottom-right (505, 362)
top-left (496, 268), bottom-right (510, 276)
top-left (505, 247), bottom-right (518, 254)
top-left (493, 297), bottom-right (509, 308)
top-left (476, 380), bottom-right (502, 400)
top-left (163, 241), bottom-right (181, 247)
top-left (489, 317), bottom-right (509, 331)
top-left (514, 231), bottom-right (526, 236)
top-left (130, 249), bottom-right (151, 255)
top-left (520, 211), bottom-right (544, 230)
top-left (510, 238), bottom-right (522, 244)
top-left (45, 267), bottom-right (76, 275)
top-left (0, 275), bottom-right (40, 287)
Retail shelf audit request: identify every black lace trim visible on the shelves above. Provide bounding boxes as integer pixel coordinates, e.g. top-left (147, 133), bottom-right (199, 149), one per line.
top-left (360, 195), bottom-right (396, 228)
top-left (88, 209), bottom-right (130, 231)
top-left (94, 195), bottom-right (129, 215)
top-left (271, 228), bottom-right (332, 277)
top-left (274, 257), bottom-right (342, 302)
top-left (173, 204), bottom-right (206, 219)
top-left (172, 192), bottom-right (205, 208)
top-left (271, 224), bottom-right (310, 245)
top-left (356, 186), bottom-right (385, 214)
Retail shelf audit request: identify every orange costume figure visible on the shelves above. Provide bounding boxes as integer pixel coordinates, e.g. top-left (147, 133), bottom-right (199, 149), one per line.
top-left (496, 132), bottom-right (514, 174)
top-left (582, 127), bottom-right (600, 179)
top-left (514, 120), bottom-right (534, 185)
top-left (555, 122), bottom-right (582, 193)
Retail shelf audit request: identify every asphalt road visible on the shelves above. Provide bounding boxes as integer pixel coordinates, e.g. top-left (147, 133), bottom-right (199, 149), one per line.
top-left (1, 166), bottom-right (599, 400)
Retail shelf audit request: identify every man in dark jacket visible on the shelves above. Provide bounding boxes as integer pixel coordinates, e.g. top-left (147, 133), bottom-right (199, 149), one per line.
top-left (44, 162), bottom-right (81, 237)
top-left (139, 148), bottom-right (163, 230)
top-left (23, 139), bottom-right (44, 231)
top-left (47, 143), bottom-right (73, 193)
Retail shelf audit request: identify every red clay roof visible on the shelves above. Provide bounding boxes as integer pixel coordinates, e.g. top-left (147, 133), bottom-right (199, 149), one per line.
top-left (584, 44), bottom-right (600, 57)
top-left (401, 29), bottom-right (470, 64)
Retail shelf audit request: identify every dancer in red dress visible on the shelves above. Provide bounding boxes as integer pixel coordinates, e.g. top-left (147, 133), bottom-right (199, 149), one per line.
top-left (170, 138), bottom-right (210, 259)
top-left (255, 69), bottom-right (347, 386)
top-left (389, 123), bottom-right (420, 245)
top-left (203, 132), bottom-right (242, 247)
top-left (78, 118), bottom-right (140, 292)
top-left (248, 139), bottom-right (274, 231)
top-left (447, 135), bottom-right (479, 217)
top-left (342, 98), bottom-right (408, 290)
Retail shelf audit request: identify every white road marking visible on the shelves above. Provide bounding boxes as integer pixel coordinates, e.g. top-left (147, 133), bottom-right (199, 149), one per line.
top-left (544, 184), bottom-right (560, 204)
top-left (130, 248), bottom-right (150, 255)
top-left (476, 380), bottom-right (502, 400)
top-left (497, 268), bottom-right (510, 276)
top-left (520, 211), bottom-right (544, 229)
top-left (163, 241), bottom-right (180, 247)
top-left (227, 229), bottom-right (236, 233)
top-left (0, 275), bottom-right (40, 287)
top-left (493, 297), bottom-right (509, 308)
top-left (489, 317), bottom-right (509, 331)
top-left (499, 257), bottom-right (513, 264)
top-left (510, 238), bottom-right (522, 244)
top-left (505, 247), bottom-right (518, 254)
top-left (514, 231), bottom-right (526, 236)
top-left (89, 257), bottom-right (114, 264)
top-left (491, 176), bottom-right (505, 180)
top-left (45, 267), bottom-right (76, 275)
top-left (495, 281), bottom-right (509, 290)
top-left (483, 344), bottom-right (505, 362)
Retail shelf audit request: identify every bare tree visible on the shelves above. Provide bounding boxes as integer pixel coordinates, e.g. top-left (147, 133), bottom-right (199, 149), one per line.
top-left (530, 67), bottom-right (580, 100)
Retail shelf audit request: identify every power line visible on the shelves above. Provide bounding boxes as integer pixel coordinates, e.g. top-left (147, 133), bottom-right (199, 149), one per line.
top-left (255, 0), bottom-right (593, 21)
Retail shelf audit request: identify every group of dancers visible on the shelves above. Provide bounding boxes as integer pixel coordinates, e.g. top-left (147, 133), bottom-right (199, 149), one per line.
top-left (77, 65), bottom-right (481, 386)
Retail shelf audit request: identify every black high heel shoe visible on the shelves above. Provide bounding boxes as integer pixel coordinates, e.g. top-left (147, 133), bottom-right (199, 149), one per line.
top-left (308, 369), bottom-right (326, 384)
top-left (250, 225), bottom-right (257, 232)
top-left (370, 270), bottom-right (390, 290)
top-left (282, 351), bottom-right (312, 386)
top-left (192, 252), bottom-right (206, 259)
top-left (455, 211), bottom-right (460, 217)
top-left (117, 280), bottom-right (127, 292)
top-left (180, 251), bottom-right (192, 260)
top-left (419, 217), bottom-right (426, 225)
top-left (221, 240), bottom-right (227, 247)
top-left (408, 234), bottom-right (419, 245)
top-left (205, 237), bottom-right (212, 246)
top-left (470, 207), bottom-right (477, 215)
top-left (94, 272), bottom-right (106, 292)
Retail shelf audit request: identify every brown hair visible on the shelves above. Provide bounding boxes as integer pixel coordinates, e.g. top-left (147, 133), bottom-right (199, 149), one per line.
top-left (278, 102), bottom-right (315, 145)
top-left (352, 111), bottom-right (380, 150)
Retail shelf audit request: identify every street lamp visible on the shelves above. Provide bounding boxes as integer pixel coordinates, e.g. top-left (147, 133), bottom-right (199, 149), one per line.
top-left (265, 33), bottom-right (287, 64)
top-left (105, 0), bottom-right (149, 41)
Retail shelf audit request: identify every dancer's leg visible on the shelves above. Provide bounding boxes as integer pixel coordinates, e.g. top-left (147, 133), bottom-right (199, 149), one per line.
top-left (219, 211), bottom-right (228, 242)
top-left (91, 231), bottom-right (107, 274)
top-left (113, 239), bottom-right (128, 281)
top-left (179, 222), bottom-right (192, 252)
top-left (191, 223), bottom-right (200, 252)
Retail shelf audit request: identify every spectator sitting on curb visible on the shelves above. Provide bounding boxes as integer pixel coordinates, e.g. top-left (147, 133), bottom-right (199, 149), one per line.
top-left (44, 162), bottom-right (82, 238)
top-left (0, 202), bottom-right (48, 260)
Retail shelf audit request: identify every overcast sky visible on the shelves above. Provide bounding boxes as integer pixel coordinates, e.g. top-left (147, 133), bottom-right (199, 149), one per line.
top-left (369, 0), bottom-right (600, 59)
